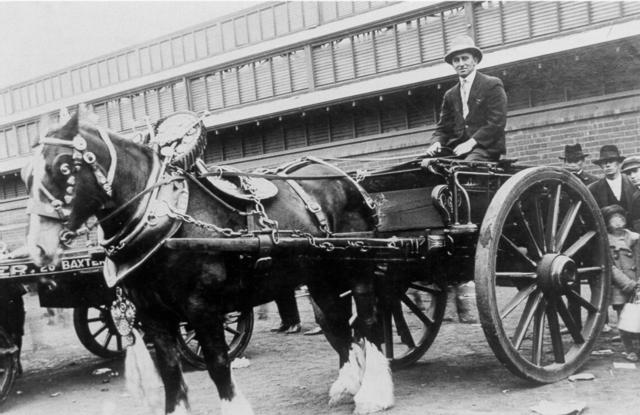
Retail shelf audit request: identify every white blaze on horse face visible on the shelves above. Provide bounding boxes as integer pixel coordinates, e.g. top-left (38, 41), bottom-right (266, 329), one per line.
top-left (26, 147), bottom-right (61, 266)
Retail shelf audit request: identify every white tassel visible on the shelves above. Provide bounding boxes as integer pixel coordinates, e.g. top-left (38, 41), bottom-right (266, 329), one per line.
top-left (125, 330), bottom-right (164, 415)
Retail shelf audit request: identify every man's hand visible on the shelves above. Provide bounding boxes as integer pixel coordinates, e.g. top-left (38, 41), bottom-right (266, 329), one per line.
top-left (424, 142), bottom-right (442, 157)
top-left (453, 138), bottom-right (477, 156)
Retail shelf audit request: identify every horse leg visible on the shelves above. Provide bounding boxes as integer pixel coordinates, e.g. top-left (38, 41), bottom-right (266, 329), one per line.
top-left (190, 313), bottom-right (254, 415)
top-left (306, 279), bottom-right (359, 406)
top-left (350, 263), bottom-right (394, 414)
top-left (142, 317), bottom-right (190, 415)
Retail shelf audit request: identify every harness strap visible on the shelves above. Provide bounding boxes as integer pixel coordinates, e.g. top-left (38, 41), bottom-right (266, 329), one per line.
top-left (285, 178), bottom-right (330, 235)
top-left (97, 127), bottom-right (118, 189)
top-left (306, 156), bottom-right (377, 213)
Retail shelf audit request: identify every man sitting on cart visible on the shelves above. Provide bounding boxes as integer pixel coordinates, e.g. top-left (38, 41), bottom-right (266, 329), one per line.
top-left (423, 35), bottom-right (507, 162)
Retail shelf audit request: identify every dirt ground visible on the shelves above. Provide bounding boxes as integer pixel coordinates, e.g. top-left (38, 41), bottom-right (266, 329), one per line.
top-left (2, 291), bottom-right (640, 415)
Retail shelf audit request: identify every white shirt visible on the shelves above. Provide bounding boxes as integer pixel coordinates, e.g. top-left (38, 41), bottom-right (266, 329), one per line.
top-left (460, 70), bottom-right (477, 119)
top-left (606, 174), bottom-right (623, 201)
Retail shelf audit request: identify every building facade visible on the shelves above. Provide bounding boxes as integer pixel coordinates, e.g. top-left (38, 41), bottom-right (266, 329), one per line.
top-left (0, 1), bottom-right (639, 248)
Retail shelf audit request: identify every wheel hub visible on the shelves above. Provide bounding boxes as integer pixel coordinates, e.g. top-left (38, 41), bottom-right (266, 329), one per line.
top-left (537, 254), bottom-right (577, 293)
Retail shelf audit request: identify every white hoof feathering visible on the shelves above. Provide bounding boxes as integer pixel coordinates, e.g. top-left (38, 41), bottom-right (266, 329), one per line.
top-left (221, 381), bottom-right (254, 415)
top-left (353, 340), bottom-right (394, 414)
top-left (168, 401), bottom-right (190, 415)
top-left (125, 330), bottom-right (164, 415)
top-left (329, 342), bottom-right (365, 406)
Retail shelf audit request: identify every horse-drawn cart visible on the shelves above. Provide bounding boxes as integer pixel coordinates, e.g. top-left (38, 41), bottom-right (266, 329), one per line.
top-left (24, 109), bottom-right (611, 413)
top-left (166, 157), bottom-right (609, 383)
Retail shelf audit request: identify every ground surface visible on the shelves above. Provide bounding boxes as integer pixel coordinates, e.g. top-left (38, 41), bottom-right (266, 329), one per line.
top-left (2, 292), bottom-right (639, 415)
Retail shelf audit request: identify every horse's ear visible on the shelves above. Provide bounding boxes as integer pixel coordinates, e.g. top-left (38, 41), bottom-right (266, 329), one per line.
top-left (57, 111), bottom-right (79, 140)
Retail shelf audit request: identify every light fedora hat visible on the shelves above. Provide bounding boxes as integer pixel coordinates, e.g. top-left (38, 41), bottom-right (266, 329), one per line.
top-left (444, 35), bottom-right (483, 64)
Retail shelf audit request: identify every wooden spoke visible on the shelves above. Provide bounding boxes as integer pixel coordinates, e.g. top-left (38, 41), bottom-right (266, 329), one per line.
top-left (545, 184), bottom-right (562, 253)
top-left (566, 290), bottom-right (598, 314)
top-left (563, 231), bottom-right (596, 258)
top-left (576, 266), bottom-right (603, 279)
top-left (531, 302), bottom-right (545, 366)
top-left (515, 202), bottom-right (544, 259)
top-left (495, 272), bottom-right (537, 287)
top-left (555, 200), bottom-right (582, 253)
top-left (400, 293), bottom-right (434, 326)
top-left (86, 317), bottom-right (103, 323)
top-left (103, 333), bottom-right (113, 350)
top-left (500, 235), bottom-right (537, 268)
top-left (92, 324), bottom-right (108, 338)
top-left (531, 197), bottom-right (547, 253)
top-left (391, 299), bottom-right (416, 348)
top-left (512, 291), bottom-right (543, 350)
top-left (499, 284), bottom-right (537, 320)
top-left (545, 300), bottom-right (565, 363)
top-left (407, 282), bottom-right (442, 295)
top-left (116, 334), bottom-right (122, 352)
top-left (224, 326), bottom-right (241, 336)
top-left (556, 298), bottom-right (585, 344)
top-left (568, 285), bottom-right (583, 332)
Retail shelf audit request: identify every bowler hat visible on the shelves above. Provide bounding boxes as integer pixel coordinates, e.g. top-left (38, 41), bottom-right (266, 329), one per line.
top-left (559, 144), bottom-right (588, 162)
top-left (444, 35), bottom-right (483, 65)
top-left (601, 204), bottom-right (627, 223)
top-left (621, 155), bottom-right (640, 174)
top-left (594, 145), bottom-right (625, 165)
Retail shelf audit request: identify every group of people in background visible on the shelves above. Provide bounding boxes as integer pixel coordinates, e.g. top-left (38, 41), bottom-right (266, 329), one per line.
top-left (563, 143), bottom-right (640, 361)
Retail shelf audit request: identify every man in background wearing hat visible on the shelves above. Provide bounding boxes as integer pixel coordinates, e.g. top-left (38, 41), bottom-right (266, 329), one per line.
top-left (588, 145), bottom-right (636, 212)
top-left (621, 155), bottom-right (640, 232)
top-left (423, 35), bottom-right (507, 161)
top-left (560, 143), bottom-right (598, 185)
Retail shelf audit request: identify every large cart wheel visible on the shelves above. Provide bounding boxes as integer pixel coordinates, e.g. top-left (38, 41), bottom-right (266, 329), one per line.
top-left (0, 327), bottom-right (18, 404)
top-left (378, 278), bottom-right (447, 370)
top-left (74, 305), bottom-right (125, 359)
top-left (178, 310), bottom-right (254, 370)
top-left (475, 167), bottom-right (609, 383)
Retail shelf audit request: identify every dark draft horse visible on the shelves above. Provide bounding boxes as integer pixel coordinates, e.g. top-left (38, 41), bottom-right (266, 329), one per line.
top-left (23, 109), bottom-right (394, 415)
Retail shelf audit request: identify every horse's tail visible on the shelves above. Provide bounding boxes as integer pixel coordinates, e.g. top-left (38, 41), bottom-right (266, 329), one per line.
top-left (125, 329), bottom-right (164, 415)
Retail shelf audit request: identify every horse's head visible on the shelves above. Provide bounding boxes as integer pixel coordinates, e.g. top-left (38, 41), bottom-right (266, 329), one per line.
top-left (24, 109), bottom-right (115, 266)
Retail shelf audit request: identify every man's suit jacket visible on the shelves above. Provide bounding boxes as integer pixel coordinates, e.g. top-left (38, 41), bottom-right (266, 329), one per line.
top-left (431, 71), bottom-right (508, 157)
top-left (588, 174), bottom-right (637, 212)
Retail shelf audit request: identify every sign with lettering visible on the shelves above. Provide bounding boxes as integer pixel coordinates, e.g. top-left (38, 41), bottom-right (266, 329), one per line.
top-left (0, 251), bottom-right (105, 279)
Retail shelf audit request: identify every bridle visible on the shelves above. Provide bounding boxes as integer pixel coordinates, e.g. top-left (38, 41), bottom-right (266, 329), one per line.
top-left (27, 128), bottom-right (117, 244)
